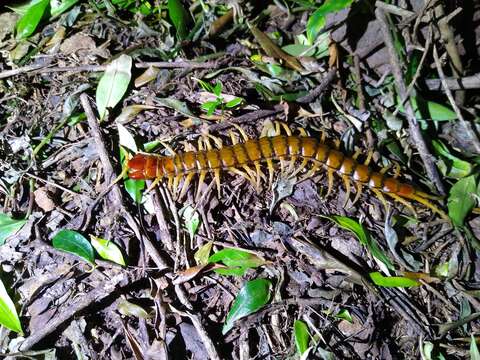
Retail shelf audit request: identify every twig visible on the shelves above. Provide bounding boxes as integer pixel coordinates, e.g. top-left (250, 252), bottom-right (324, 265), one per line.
top-left (80, 94), bottom-right (170, 270)
top-left (0, 63), bottom-right (47, 79)
top-left (19, 273), bottom-right (129, 351)
top-left (375, 8), bottom-right (446, 195)
top-left (136, 61), bottom-right (218, 69)
top-left (208, 106), bottom-right (285, 132)
top-left (425, 73), bottom-right (480, 91)
top-left (434, 4), bottom-right (465, 104)
top-left (432, 45), bottom-right (480, 153)
top-left (296, 68), bottom-right (337, 104)
top-left (375, 1), bottom-right (415, 18)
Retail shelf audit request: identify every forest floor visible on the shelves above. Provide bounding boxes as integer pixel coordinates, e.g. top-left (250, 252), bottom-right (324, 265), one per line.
top-left (0, 0), bottom-right (480, 359)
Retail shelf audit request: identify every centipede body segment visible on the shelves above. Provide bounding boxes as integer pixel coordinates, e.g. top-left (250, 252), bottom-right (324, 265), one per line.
top-left (127, 130), bottom-right (448, 220)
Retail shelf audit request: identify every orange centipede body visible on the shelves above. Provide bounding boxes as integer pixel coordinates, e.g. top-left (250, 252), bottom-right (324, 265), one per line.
top-left (127, 133), bottom-right (448, 220)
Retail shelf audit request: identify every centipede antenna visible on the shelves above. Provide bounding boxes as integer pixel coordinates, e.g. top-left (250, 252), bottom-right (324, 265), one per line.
top-left (341, 175), bottom-right (352, 208)
top-left (326, 168), bottom-right (335, 197)
top-left (196, 170), bottom-right (207, 201)
top-left (385, 192), bottom-right (417, 218)
top-left (178, 172), bottom-right (194, 199)
top-left (213, 169), bottom-right (221, 198)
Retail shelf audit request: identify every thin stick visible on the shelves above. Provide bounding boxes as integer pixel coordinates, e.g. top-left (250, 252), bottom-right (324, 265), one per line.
top-left (425, 73), bottom-right (480, 91)
top-left (432, 45), bottom-right (480, 153)
top-left (376, 8), bottom-right (445, 195)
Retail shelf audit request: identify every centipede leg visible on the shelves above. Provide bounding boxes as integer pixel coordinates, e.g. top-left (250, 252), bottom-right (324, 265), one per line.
top-left (229, 167), bottom-right (255, 185)
top-left (266, 158), bottom-right (275, 185)
top-left (393, 162), bottom-right (401, 178)
top-left (290, 158), bottom-right (309, 178)
top-left (364, 150), bottom-right (374, 166)
top-left (145, 177), bottom-right (161, 194)
top-left (213, 169), bottom-right (221, 198)
top-left (385, 192), bottom-right (417, 217)
top-left (232, 124), bottom-right (249, 142)
top-left (297, 127), bottom-right (308, 137)
top-left (371, 188), bottom-right (390, 213)
top-left (242, 164), bottom-right (259, 190)
top-left (279, 122), bottom-right (292, 136)
top-left (406, 193), bottom-right (449, 220)
top-left (380, 164), bottom-right (392, 175)
top-left (352, 183), bottom-right (363, 205)
top-left (341, 175), bottom-right (352, 207)
top-left (173, 175), bottom-right (182, 198)
top-left (160, 141), bottom-right (177, 156)
top-left (195, 170), bottom-right (207, 201)
top-left (167, 175), bottom-right (174, 192)
top-left (326, 168), bottom-right (335, 197)
top-left (352, 148), bottom-right (362, 161)
top-left (178, 172), bottom-right (194, 199)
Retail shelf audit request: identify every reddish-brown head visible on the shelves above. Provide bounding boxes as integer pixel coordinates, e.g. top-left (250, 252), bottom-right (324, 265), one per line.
top-left (128, 154), bottom-right (148, 179)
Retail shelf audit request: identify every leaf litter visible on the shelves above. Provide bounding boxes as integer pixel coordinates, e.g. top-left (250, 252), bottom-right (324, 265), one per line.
top-left (0, 1), bottom-right (479, 359)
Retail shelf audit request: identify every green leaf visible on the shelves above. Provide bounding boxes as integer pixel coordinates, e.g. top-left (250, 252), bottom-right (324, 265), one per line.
top-left (96, 54), bottom-right (132, 120)
top-left (0, 214), bottom-right (27, 246)
top-left (306, 0), bottom-right (353, 44)
top-left (282, 44), bottom-right (316, 57)
top-left (119, 146), bottom-right (144, 204)
top-left (209, 248), bottom-right (267, 276)
top-left (201, 100), bottom-right (220, 115)
top-left (225, 97), bottom-right (243, 108)
top-left (326, 216), bottom-right (394, 270)
top-left (213, 82), bottom-right (222, 97)
top-left (334, 309), bottom-right (353, 323)
top-left (0, 278), bottom-right (23, 334)
top-left (369, 272), bottom-right (420, 288)
top-left (294, 320), bottom-right (310, 355)
top-left (182, 205), bottom-right (200, 240)
top-left (52, 230), bottom-right (95, 265)
top-left (117, 122), bottom-right (138, 152)
top-left (194, 241), bottom-right (213, 265)
top-left (16, 0), bottom-right (50, 40)
top-left (222, 278), bottom-right (272, 334)
top-left (471, 334), bottom-right (480, 360)
top-left (396, 95), bottom-right (457, 121)
top-left (90, 235), bottom-right (126, 266)
top-left (117, 299), bottom-right (150, 319)
top-left (447, 175), bottom-right (477, 227)
top-left (432, 140), bottom-right (472, 178)
top-left (168, 0), bottom-right (190, 40)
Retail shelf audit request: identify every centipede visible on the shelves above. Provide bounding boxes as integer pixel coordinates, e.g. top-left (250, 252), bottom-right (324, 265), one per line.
top-left (126, 123), bottom-right (449, 221)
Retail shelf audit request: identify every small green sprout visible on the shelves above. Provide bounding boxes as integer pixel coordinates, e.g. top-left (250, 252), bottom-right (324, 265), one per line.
top-left (197, 80), bottom-right (243, 116)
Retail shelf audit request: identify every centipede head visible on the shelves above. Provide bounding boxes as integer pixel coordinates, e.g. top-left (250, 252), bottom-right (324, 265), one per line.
top-left (128, 154), bottom-right (148, 179)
